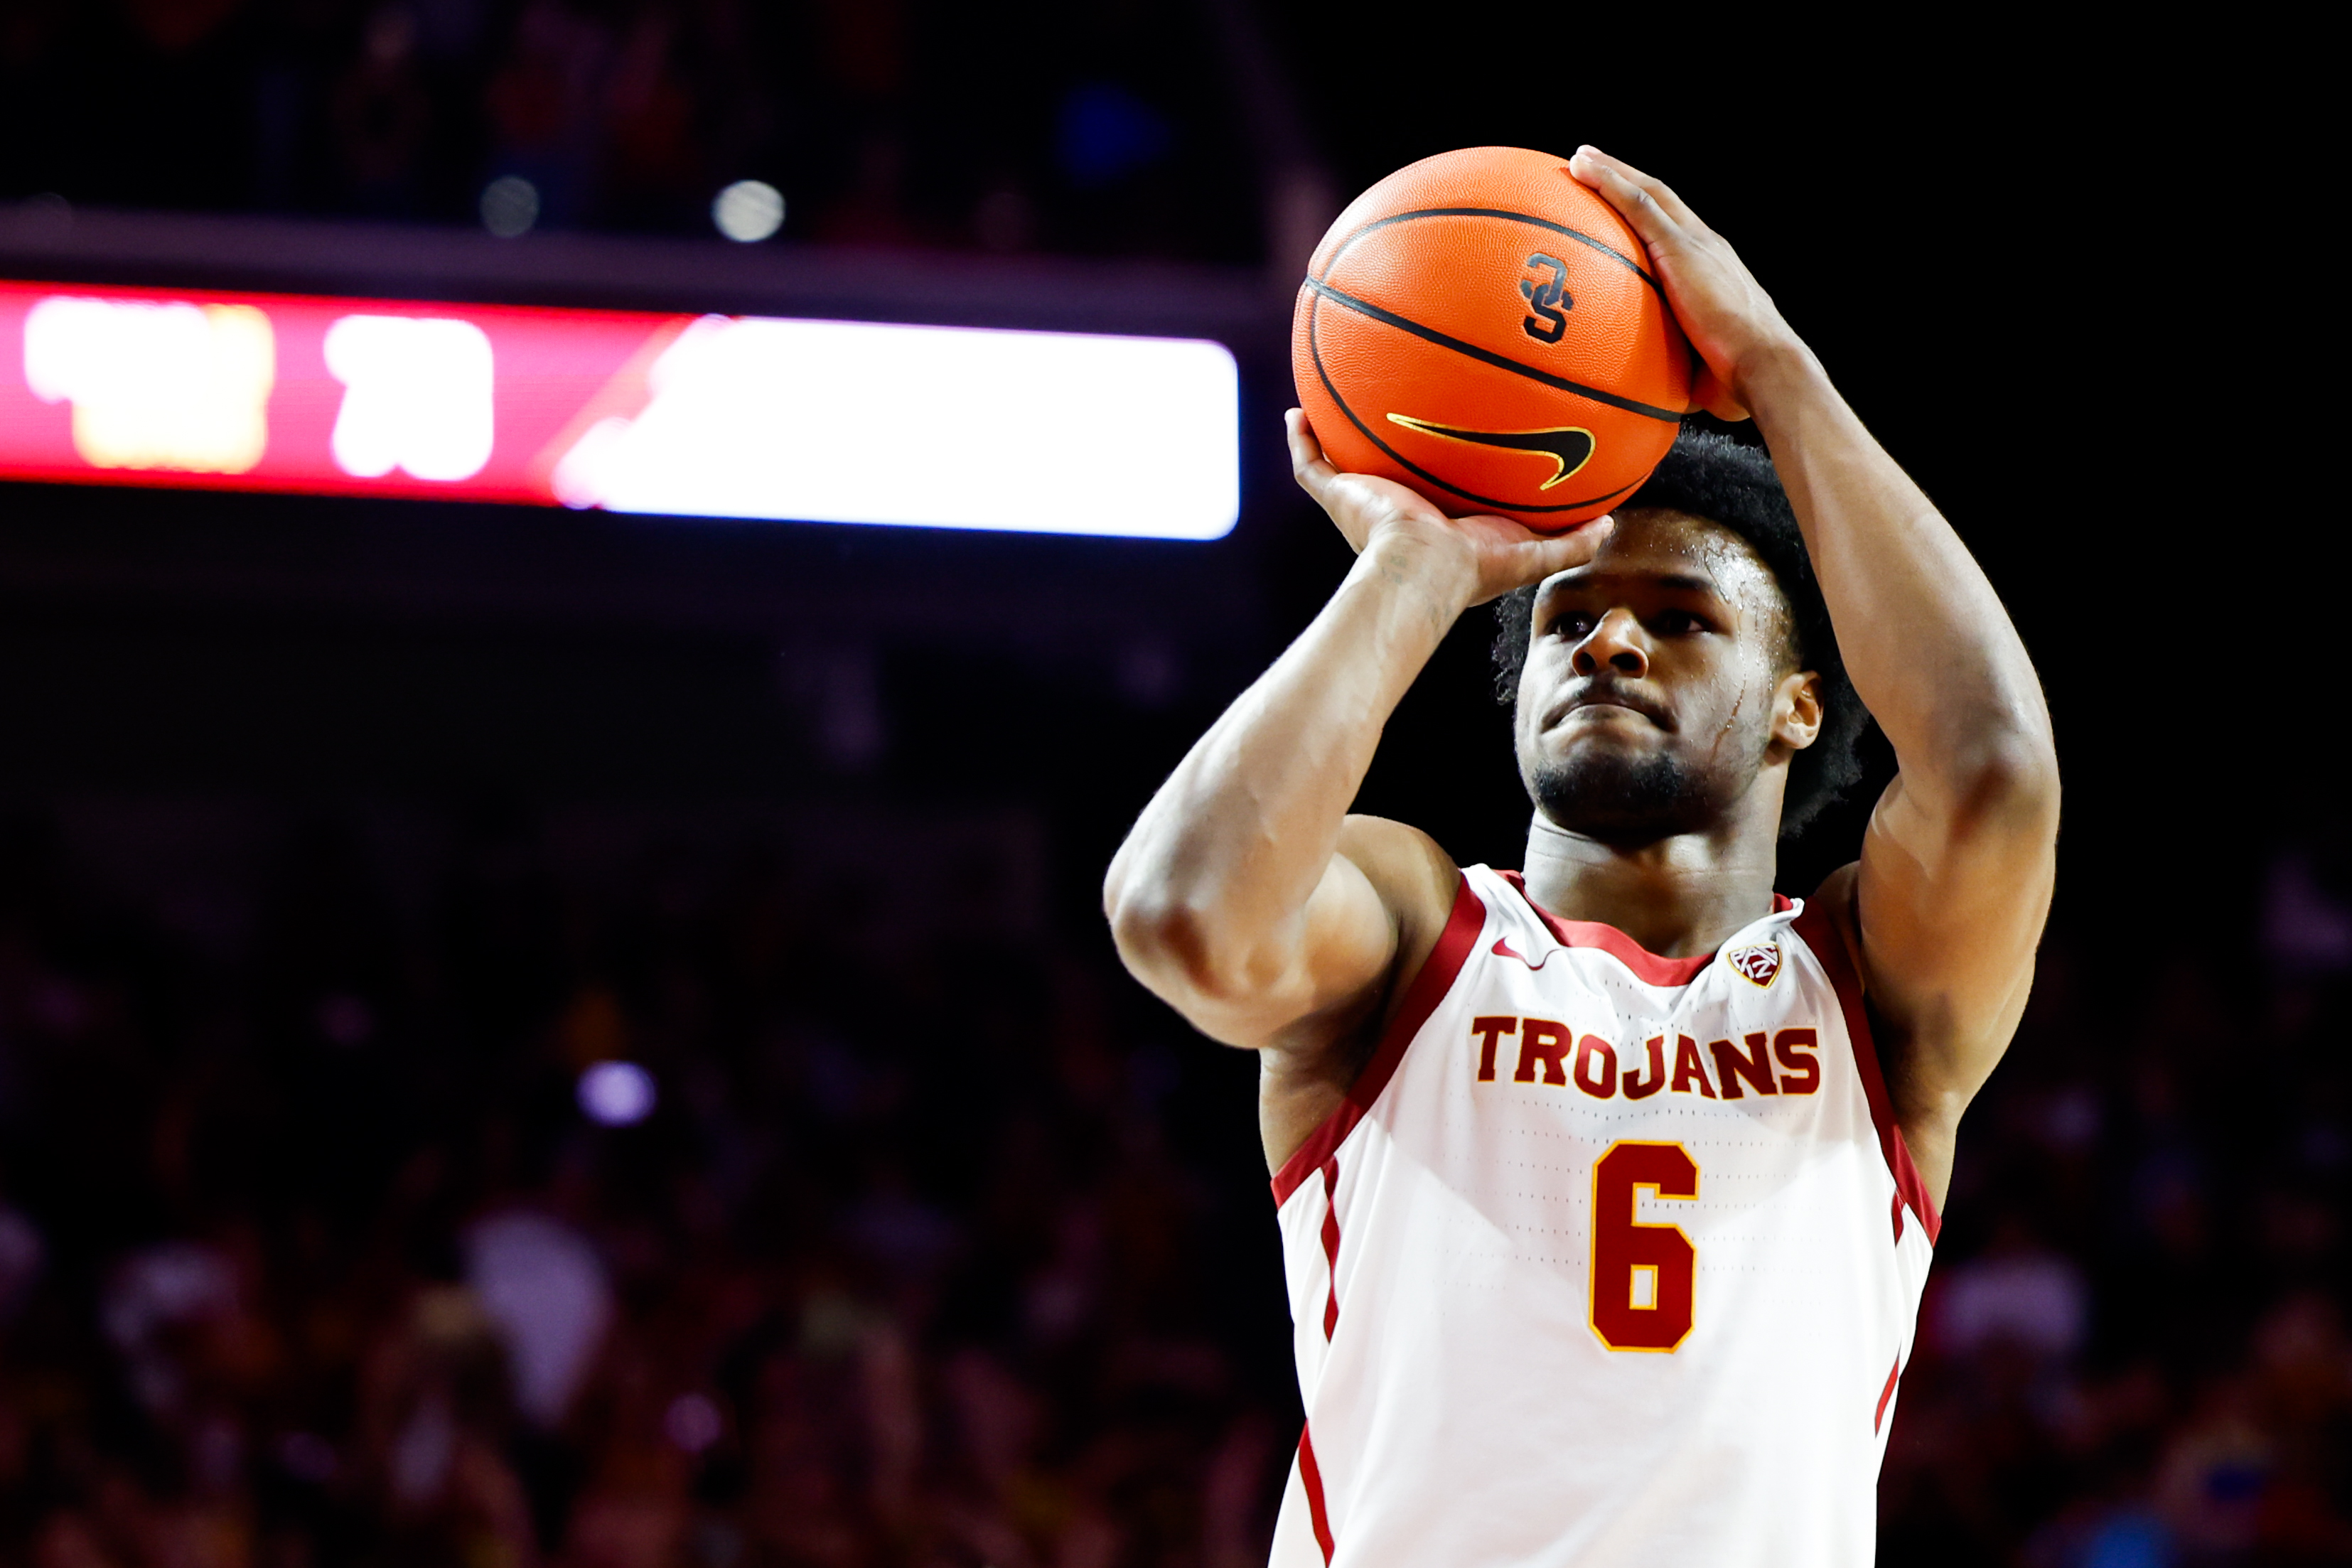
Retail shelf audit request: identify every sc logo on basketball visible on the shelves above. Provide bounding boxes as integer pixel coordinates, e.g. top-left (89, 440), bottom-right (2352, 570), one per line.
top-left (1520, 254), bottom-right (1572, 344)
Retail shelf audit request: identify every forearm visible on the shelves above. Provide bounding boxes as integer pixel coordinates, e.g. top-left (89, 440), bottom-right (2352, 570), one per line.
top-left (1744, 348), bottom-right (2056, 805)
top-left (1105, 534), bottom-right (1470, 991)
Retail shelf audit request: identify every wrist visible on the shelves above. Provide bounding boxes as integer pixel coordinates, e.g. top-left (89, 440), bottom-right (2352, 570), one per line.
top-left (1358, 524), bottom-right (1481, 617)
top-left (1729, 335), bottom-right (1826, 415)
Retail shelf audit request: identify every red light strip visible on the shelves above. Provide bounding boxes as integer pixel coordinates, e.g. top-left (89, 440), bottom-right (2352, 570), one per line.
top-left (0, 279), bottom-right (684, 505)
top-left (0, 278), bottom-right (1243, 540)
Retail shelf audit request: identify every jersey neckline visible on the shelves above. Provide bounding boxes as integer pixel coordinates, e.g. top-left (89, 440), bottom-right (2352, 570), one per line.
top-left (1494, 869), bottom-right (1795, 988)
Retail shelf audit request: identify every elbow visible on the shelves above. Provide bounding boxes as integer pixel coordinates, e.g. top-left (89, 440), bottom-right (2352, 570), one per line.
top-left (1101, 843), bottom-right (1216, 995)
top-left (1104, 880), bottom-right (1272, 1008)
top-left (1101, 849), bottom-right (1159, 964)
top-left (1947, 723), bottom-right (2061, 837)
top-left (1104, 878), bottom-right (1210, 989)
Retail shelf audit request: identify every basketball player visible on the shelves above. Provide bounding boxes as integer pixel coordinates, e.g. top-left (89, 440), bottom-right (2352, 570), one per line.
top-left (1104, 147), bottom-right (2058, 1564)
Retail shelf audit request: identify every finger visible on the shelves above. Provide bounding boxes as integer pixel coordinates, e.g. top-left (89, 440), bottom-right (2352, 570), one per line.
top-left (1500, 515), bottom-right (1616, 594)
top-left (1569, 146), bottom-right (1705, 235)
top-left (1534, 515), bottom-right (1616, 573)
top-left (1564, 153), bottom-right (1680, 254)
top-left (1286, 408), bottom-right (1338, 498)
top-left (1690, 365), bottom-right (1749, 423)
top-left (1458, 515), bottom-right (1609, 601)
top-left (1454, 510), bottom-right (1613, 550)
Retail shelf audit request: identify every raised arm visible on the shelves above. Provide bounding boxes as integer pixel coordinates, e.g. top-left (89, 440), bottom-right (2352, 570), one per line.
top-left (1104, 421), bottom-right (1606, 1164)
top-left (1568, 148), bottom-right (2060, 1206)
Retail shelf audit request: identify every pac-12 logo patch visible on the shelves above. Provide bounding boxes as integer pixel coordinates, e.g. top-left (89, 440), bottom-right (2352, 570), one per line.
top-left (1725, 942), bottom-right (1783, 987)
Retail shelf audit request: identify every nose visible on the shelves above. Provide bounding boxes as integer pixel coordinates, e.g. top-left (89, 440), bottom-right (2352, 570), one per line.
top-left (1571, 608), bottom-right (1649, 679)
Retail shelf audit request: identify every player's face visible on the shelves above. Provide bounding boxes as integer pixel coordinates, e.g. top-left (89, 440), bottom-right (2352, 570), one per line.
top-left (1514, 509), bottom-right (1803, 846)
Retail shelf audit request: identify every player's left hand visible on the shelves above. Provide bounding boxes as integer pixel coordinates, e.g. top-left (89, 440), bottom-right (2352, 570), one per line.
top-left (1566, 146), bottom-right (1804, 422)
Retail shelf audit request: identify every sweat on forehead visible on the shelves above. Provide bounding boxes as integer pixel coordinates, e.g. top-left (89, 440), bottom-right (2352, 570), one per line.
top-left (1537, 508), bottom-right (1798, 659)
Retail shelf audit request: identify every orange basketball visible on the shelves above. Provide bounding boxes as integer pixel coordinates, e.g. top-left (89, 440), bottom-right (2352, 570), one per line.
top-left (1292, 146), bottom-right (1692, 532)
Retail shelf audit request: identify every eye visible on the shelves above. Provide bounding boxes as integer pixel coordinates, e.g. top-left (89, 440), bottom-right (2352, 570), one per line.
top-left (1548, 611), bottom-right (1596, 640)
top-left (1652, 609), bottom-right (1709, 635)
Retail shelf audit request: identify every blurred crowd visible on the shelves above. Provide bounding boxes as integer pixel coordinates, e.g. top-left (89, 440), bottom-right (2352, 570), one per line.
top-left (0, 0), bottom-right (1265, 261)
top-left (0, 802), bottom-right (1288, 1567)
top-left (6, 795), bottom-right (2352, 1567)
top-left (1879, 850), bottom-right (2352, 1567)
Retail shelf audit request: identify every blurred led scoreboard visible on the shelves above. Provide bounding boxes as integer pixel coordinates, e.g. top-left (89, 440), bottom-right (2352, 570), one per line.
top-left (0, 279), bottom-right (1240, 540)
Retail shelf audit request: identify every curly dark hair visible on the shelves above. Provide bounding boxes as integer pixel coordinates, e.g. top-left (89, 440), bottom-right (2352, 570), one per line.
top-left (1491, 426), bottom-right (1870, 839)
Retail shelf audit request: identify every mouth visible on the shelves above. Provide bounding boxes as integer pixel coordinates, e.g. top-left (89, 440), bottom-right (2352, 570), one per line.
top-left (1543, 685), bottom-right (1670, 731)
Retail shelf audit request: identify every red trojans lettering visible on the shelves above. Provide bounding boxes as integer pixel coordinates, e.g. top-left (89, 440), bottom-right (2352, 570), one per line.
top-left (1670, 1034), bottom-right (1716, 1098)
top-left (1710, 1033), bottom-right (1779, 1099)
top-left (1771, 1027), bottom-right (1820, 1093)
top-left (1515, 1018), bottom-right (1573, 1085)
top-left (1572, 1034), bottom-right (1616, 1097)
top-left (1623, 1036), bottom-right (1668, 1100)
top-left (1471, 1019), bottom-right (1824, 1101)
top-left (1471, 1016), bottom-right (1516, 1082)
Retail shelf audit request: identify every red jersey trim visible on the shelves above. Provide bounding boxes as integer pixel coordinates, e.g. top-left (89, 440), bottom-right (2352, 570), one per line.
top-left (1498, 871), bottom-right (1793, 988)
top-left (1269, 875), bottom-right (1487, 1206)
top-left (1793, 897), bottom-right (1943, 1245)
top-left (1296, 1422), bottom-right (1336, 1562)
top-left (1318, 1158), bottom-right (1342, 1338)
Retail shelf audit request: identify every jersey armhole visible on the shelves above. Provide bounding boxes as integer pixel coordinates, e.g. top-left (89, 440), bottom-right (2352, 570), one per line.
top-left (1269, 874), bottom-right (1487, 1205)
top-left (1792, 894), bottom-right (1943, 1245)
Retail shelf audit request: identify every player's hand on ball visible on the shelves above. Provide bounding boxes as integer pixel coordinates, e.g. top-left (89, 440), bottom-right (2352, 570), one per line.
top-left (1566, 146), bottom-right (1803, 422)
top-left (1287, 409), bottom-right (1613, 607)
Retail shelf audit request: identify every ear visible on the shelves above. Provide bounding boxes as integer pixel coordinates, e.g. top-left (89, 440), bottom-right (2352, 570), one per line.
top-left (1771, 670), bottom-right (1823, 752)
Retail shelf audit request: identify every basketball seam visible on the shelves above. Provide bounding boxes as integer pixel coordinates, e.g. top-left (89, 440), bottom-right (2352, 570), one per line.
top-left (1303, 276), bottom-right (1686, 426)
top-left (1327, 205), bottom-right (1660, 296)
top-left (1304, 286), bottom-right (1647, 516)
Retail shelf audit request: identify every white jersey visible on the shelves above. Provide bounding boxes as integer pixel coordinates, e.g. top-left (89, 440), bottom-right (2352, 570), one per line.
top-left (1268, 865), bottom-right (1938, 1567)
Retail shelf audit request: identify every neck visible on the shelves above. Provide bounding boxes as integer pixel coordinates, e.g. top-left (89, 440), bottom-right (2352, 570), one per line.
top-left (1520, 805), bottom-right (1781, 959)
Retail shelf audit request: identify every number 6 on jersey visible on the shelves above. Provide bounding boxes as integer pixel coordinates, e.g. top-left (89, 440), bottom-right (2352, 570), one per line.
top-left (1591, 1141), bottom-right (1699, 1352)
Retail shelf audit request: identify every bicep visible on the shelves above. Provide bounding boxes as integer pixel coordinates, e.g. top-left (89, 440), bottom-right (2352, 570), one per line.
top-left (1852, 768), bottom-right (2058, 1105)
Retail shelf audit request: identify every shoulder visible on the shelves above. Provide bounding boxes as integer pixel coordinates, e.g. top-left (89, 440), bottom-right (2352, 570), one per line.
top-left (1805, 860), bottom-right (1867, 978)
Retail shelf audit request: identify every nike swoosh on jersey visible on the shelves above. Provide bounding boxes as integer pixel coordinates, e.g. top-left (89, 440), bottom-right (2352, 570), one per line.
top-left (1493, 938), bottom-right (1558, 970)
top-left (1385, 415), bottom-right (1596, 490)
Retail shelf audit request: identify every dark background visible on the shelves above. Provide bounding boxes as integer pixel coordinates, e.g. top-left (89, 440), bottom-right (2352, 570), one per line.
top-left (0, 5), bottom-right (2331, 1566)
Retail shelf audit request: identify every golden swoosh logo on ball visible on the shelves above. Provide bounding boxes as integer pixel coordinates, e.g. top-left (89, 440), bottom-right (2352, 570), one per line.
top-left (1385, 414), bottom-right (1595, 490)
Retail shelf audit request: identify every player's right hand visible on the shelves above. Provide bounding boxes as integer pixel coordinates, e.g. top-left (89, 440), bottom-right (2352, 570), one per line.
top-left (1287, 409), bottom-right (1613, 608)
